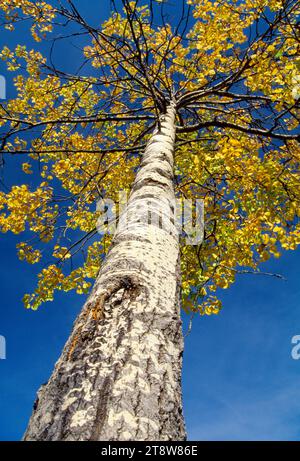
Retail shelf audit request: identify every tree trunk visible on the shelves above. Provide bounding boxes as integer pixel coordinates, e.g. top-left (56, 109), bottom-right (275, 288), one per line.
top-left (23, 102), bottom-right (186, 441)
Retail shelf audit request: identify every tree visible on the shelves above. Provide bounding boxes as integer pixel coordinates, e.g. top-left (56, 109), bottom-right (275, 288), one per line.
top-left (0, 0), bottom-right (299, 441)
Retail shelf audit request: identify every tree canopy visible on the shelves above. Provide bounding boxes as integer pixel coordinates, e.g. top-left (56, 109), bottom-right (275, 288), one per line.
top-left (0, 0), bottom-right (299, 314)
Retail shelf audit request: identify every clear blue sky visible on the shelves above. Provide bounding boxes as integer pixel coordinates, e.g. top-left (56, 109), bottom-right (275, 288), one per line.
top-left (0, 0), bottom-right (300, 441)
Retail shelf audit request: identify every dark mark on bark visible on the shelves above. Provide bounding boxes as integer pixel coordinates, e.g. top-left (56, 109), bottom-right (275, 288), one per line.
top-left (89, 376), bottom-right (111, 441)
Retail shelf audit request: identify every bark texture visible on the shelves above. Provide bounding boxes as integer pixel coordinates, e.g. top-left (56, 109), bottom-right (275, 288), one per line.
top-left (23, 102), bottom-right (186, 441)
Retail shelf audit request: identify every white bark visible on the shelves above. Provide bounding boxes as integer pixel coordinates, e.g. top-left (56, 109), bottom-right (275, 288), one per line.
top-left (23, 102), bottom-right (186, 441)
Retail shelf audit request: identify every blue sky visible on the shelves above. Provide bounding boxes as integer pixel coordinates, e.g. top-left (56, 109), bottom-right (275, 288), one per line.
top-left (183, 249), bottom-right (300, 440)
top-left (1, 229), bottom-right (300, 441)
top-left (0, 0), bottom-right (300, 441)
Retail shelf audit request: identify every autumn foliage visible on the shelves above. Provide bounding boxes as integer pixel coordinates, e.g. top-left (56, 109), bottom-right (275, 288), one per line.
top-left (0, 0), bottom-right (299, 314)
